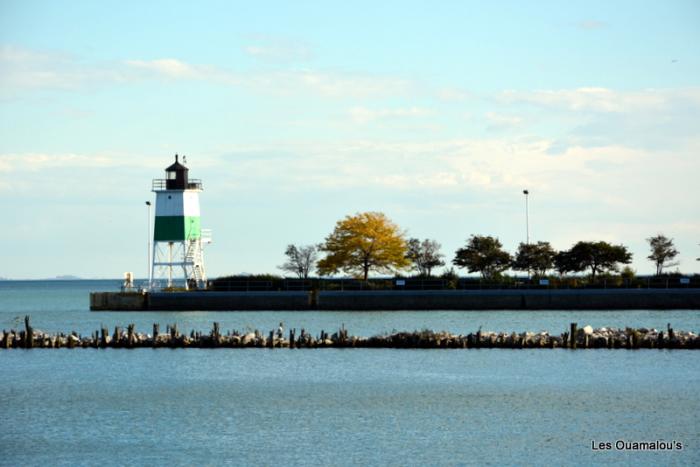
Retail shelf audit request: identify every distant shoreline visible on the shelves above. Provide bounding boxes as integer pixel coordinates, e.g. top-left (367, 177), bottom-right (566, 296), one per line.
top-left (0, 277), bottom-right (117, 281)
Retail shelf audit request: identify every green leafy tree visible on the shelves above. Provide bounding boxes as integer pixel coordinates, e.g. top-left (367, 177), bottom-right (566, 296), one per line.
top-left (512, 241), bottom-right (556, 277)
top-left (317, 212), bottom-right (410, 280)
top-left (406, 238), bottom-right (445, 277)
top-left (620, 266), bottom-right (636, 281)
top-left (452, 235), bottom-right (512, 279)
top-left (558, 241), bottom-right (632, 279)
top-left (554, 249), bottom-right (578, 275)
top-left (278, 244), bottom-right (318, 279)
top-left (646, 234), bottom-right (679, 275)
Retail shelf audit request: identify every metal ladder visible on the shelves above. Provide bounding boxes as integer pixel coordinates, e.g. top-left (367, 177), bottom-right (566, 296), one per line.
top-left (185, 240), bottom-right (206, 287)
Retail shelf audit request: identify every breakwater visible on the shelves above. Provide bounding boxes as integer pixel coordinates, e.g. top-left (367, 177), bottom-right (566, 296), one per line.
top-left (90, 288), bottom-right (700, 311)
top-left (4, 316), bottom-right (698, 350)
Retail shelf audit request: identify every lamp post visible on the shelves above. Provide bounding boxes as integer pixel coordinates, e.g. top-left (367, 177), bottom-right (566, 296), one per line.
top-left (146, 201), bottom-right (152, 288)
top-left (523, 190), bottom-right (529, 245)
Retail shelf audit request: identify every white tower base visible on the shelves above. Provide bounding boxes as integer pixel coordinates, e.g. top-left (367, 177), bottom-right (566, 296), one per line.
top-left (150, 232), bottom-right (210, 290)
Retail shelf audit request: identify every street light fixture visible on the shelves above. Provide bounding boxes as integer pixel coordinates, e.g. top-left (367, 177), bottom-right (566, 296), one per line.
top-left (523, 190), bottom-right (529, 245)
top-left (146, 201), bottom-right (152, 288)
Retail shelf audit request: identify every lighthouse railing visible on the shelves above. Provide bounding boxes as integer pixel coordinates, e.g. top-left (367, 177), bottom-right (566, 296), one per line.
top-left (187, 179), bottom-right (203, 190)
top-left (201, 229), bottom-right (212, 244)
top-left (152, 179), bottom-right (203, 191)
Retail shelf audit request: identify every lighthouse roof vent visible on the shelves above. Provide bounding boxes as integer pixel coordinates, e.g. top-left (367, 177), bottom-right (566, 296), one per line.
top-left (166, 153), bottom-right (188, 172)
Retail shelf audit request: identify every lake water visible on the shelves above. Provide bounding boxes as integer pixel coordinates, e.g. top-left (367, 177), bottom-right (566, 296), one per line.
top-left (1, 280), bottom-right (698, 466)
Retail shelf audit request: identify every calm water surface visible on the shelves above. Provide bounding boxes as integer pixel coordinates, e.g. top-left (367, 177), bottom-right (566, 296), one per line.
top-left (0, 281), bottom-right (698, 466)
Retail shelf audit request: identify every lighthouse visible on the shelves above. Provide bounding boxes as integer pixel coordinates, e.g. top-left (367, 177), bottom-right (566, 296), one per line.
top-left (150, 155), bottom-right (210, 289)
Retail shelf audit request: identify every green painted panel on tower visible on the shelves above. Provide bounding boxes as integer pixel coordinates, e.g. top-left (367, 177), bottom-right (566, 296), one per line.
top-left (154, 216), bottom-right (201, 241)
top-left (185, 216), bottom-right (201, 239)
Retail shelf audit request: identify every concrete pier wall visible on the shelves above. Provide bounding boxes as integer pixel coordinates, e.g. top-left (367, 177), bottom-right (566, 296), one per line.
top-left (90, 292), bottom-right (147, 311)
top-left (148, 291), bottom-right (310, 311)
top-left (316, 289), bottom-right (700, 310)
top-left (90, 288), bottom-right (700, 311)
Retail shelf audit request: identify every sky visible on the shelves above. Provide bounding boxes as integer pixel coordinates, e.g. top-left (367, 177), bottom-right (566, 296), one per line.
top-left (1, 0), bottom-right (699, 279)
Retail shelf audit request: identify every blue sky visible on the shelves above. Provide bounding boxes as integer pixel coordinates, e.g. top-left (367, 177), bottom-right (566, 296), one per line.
top-left (1, 0), bottom-right (699, 279)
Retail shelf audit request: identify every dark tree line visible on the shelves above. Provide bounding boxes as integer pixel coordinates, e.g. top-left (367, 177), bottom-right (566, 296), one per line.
top-left (450, 234), bottom-right (686, 280)
top-left (451, 235), bottom-right (634, 280)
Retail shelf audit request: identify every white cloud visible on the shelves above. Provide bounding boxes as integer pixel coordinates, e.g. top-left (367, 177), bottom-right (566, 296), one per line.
top-left (122, 64), bottom-right (411, 98)
top-left (485, 111), bottom-right (523, 128)
top-left (125, 58), bottom-right (204, 79)
top-left (0, 46), bottom-right (411, 100)
top-left (495, 87), bottom-right (700, 151)
top-left (436, 87), bottom-right (471, 102)
top-left (348, 106), bottom-right (432, 124)
top-left (498, 87), bottom-right (699, 113)
top-left (0, 151), bottom-right (222, 175)
top-left (0, 45), bottom-right (130, 94)
top-left (0, 46), bottom-right (200, 92)
top-left (295, 71), bottom-right (410, 98)
top-left (0, 153), bottom-right (117, 172)
top-left (371, 172), bottom-right (459, 189)
top-left (212, 137), bottom-right (693, 204)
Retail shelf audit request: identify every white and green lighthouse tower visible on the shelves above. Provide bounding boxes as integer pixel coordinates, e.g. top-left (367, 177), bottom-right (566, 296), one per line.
top-left (150, 155), bottom-right (210, 289)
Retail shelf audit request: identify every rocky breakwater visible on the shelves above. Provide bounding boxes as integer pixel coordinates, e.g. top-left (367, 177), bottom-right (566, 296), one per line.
top-left (2, 316), bottom-right (699, 350)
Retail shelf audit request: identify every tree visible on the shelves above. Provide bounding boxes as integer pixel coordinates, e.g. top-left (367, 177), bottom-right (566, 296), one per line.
top-left (620, 266), bottom-right (636, 281)
top-left (278, 244), bottom-right (318, 279)
top-left (558, 241), bottom-right (632, 279)
top-left (452, 235), bottom-right (511, 279)
top-left (512, 241), bottom-right (555, 277)
top-left (646, 234), bottom-right (679, 275)
top-left (406, 238), bottom-right (445, 277)
top-left (317, 212), bottom-right (410, 280)
top-left (554, 249), bottom-right (578, 275)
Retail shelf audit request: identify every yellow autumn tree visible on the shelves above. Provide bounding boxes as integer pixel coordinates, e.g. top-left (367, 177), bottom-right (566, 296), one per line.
top-left (317, 212), bottom-right (410, 280)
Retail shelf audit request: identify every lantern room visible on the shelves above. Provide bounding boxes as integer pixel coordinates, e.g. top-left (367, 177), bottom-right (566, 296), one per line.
top-left (165, 154), bottom-right (189, 190)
